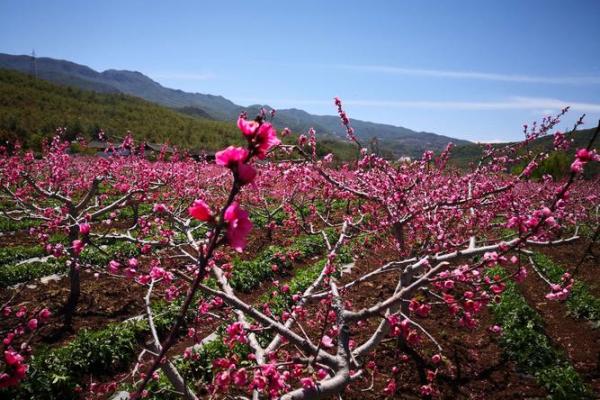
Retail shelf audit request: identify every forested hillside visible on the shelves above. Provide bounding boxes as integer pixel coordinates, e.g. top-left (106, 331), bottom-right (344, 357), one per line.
top-left (0, 69), bottom-right (355, 158)
top-left (450, 126), bottom-right (600, 177)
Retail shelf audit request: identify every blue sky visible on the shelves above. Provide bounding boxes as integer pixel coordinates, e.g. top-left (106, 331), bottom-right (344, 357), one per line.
top-left (1, 0), bottom-right (600, 142)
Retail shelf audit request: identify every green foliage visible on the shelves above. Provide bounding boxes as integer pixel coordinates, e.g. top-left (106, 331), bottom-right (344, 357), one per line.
top-left (250, 208), bottom-right (287, 228)
top-left (0, 293), bottom-right (191, 400)
top-left (536, 364), bottom-right (592, 400)
top-left (487, 267), bottom-right (590, 399)
top-left (0, 69), bottom-right (357, 160)
top-left (2, 319), bottom-right (147, 400)
top-left (0, 217), bottom-right (40, 232)
top-left (0, 69), bottom-right (244, 151)
top-left (0, 259), bottom-right (65, 287)
top-left (261, 240), bottom-right (353, 319)
top-left (0, 245), bottom-right (44, 266)
top-left (0, 242), bottom-right (139, 286)
top-left (230, 234), bottom-right (326, 292)
top-left (78, 241), bottom-right (139, 266)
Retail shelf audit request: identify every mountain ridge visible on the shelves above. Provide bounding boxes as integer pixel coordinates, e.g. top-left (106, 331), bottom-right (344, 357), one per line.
top-left (0, 53), bottom-right (470, 157)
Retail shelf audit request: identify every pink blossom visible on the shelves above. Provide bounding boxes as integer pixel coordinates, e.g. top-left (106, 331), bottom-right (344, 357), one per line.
top-left (443, 280), bottom-right (455, 290)
top-left (183, 347), bottom-right (192, 359)
top-left (576, 148), bottom-right (592, 162)
top-left (514, 267), bottom-right (527, 283)
top-left (153, 203), bottom-right (168, 213)
top-left (108, 260), bottom-right (120, 274)
top-left (215, 370), bottom-right (231, 390)
top-left (216, 146), bottom-right (248, 168)
top-left (545, 292), bottom-right (558, 300)
top-left (188, 199), bottom-right (212, 222)
top-left (27, 318), bottom-right (38, 330)
top-left (431, 354), bottom-right (441, 364)
top-left (237, 163), bottom-right (257, 185)
top-left (78, 223), bottom-right (90, 235)
top-left (39, 308), bottom-right (51, 319)
top-left (251, 374), bottom-right (268, 391)
top-left (571, 159), bottom-right (584, 174)
top-left (254, 123), bottom-right (280, 159)
top-left (4, 350), bottom-right (24, 366)
top-left (409, 300), bottom-right (431, 317)
top-left (3, 332), bottom-right (15, 346)
top-left (215, 146), bottom-right (256, 184)
top-left (72, 239), bottom-right (85, 256)
top-left (321, 335), bottom-right (334, 348)
top-left (316, 369), bottom-right (328, 380)
top-left (300, 377), bottom-right (316, 389)
top-left (224, 202), bottom-right (252, 252)
top-left (149, 266), bottom-right (172, 283)
top-left (420, 384), bottom-right (434, 396)
top-left (237, 117), bottom-right (259, 137)
top-left (233, 368), bottom-right (248, 386)
top-left (483, 252), bottom-right (499, 263)
top-left (383, 379), bottom-right (397, 395)
top-left (165, 285), bottom-right (179, 301)
top-left (225, 322), bottom-right (248, 347)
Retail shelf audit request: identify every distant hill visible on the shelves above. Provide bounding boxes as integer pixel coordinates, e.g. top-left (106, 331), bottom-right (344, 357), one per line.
top-left (450, 126), bottom-right (600, 177)
top-left (0, 53), bottom-right (469, 158)
top-left (0, 69), bottom-right (357, 159)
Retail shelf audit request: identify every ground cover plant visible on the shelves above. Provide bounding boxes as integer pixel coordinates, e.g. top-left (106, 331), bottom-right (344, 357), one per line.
top-left (0, 99), bottom-right (599, 399)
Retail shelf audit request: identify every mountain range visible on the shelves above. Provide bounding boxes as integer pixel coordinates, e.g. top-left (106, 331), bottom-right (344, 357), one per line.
top-left (0, 53), bottom-right (470, 157)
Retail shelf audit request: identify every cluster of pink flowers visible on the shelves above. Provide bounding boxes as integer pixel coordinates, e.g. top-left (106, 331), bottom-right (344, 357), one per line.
top-left (1, 307), bottom-right (51, 388)
top-left (334, 97), bottom-right (358, 143)
top-left (186, 116), bottom-right (280, 253)
top-left (216, 146), bottom-right (256, 185)
top-left (237, 115), bottom-right (281, 159)
top-left (571, 148), bottom-right (598, 174)
top-left (552, 131), bottom-right (571, 151)
top-left (212, 358), bottom-right (307, 397)
top-left (224, 322), bottom-right (248, 348)
top-left (408, 299), bottom-right (432, 317)
top-left (0, 350), bottom-right (27, 388)
top-left (386, 314), bottom-right (420, 345)
top-left (545, 272), bottom-right (574, 301)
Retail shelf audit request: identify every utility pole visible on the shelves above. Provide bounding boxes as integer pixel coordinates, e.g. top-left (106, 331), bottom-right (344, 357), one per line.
top-left (31, 49), bottom-right (38, 79)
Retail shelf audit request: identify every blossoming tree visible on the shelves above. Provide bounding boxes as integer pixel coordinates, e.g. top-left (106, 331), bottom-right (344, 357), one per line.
top-left (1, 100), bottom-right (598, 397)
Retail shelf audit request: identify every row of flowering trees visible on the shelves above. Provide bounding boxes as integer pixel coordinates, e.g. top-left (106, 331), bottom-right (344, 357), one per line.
top-left (1, 99), bottom-right (599, 397)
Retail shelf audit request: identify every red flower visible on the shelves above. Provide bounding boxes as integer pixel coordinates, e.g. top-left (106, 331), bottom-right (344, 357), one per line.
top-left (255, 123), bottom-right (280, 159)
top-left (224, 202), bottom-right (252, 252)
top-left (216, 146), bottom-right (256, 185)
top-left (188, 199), bottom-right (212, 222)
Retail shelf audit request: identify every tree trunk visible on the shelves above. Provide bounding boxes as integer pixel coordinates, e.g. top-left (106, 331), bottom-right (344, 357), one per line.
top-left (64, 214), bottom-right (80, 329)
top-left (64, 263), bottom-right (80, 328)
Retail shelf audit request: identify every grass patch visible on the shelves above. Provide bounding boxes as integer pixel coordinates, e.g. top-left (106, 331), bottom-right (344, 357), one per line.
top-left (487, 266), bottom-right (590, 399)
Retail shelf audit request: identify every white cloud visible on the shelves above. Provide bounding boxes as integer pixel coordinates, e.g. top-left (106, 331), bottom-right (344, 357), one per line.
top-left (235, 96), bottom-right (600, 112)
top-left (151, 72), bottom-right (216, 81)
top-left (333, 64), bottom-right (600, 85)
